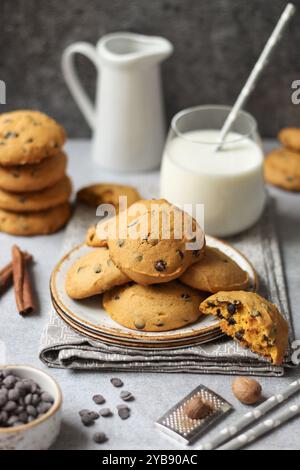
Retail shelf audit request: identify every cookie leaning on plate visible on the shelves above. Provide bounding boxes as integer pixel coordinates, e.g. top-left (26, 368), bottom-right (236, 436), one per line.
top-left (278, 128), bottom-right (300, 152)
top-left (0, 175), bottom-right (72, 212)
top-left (86, 225), bottom-right (108, 248)
top-left (0, 110), bottom-right (66, 166)
top-left (77, 183), bottom-right (141, 210)
top-left (0, 203), bottom-right (71, 236)
top-left (180, 247), bottom-right (250, 292)
top-left (108, 199), bottom-right (206, 285)
top-left (66, 247), bottom-right (130, 300)
top-left (0, 151), bottom-right (67, 193)
top-left (103, 281), bottom-right (208, 332)
top-left (200, 291), bottom-right (289, 365)
top-left (264, 147), bottom-right (300, 191)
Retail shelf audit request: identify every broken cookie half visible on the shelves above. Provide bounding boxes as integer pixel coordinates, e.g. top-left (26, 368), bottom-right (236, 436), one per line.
top-left (200, 291), bottom-right (289, 365)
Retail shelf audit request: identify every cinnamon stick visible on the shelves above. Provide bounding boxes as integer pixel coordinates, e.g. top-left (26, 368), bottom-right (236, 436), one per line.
top-left (0, 252), bottom-right (32, 296)
top-left (11, 245), bottom-right (35, 315)
top-left (0, 253), bottom-right (32, 292)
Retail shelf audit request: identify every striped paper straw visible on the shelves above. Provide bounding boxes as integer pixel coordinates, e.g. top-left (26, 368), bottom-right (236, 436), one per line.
top-left (198, 378), bottom-right (300, 450)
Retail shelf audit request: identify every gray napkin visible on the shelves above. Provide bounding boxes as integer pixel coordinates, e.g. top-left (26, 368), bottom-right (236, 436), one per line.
top-left (39, 201), bottom-right (294, 376)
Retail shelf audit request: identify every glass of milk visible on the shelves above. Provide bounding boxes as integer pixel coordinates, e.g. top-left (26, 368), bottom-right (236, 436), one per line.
top-left (160, 105), bottom-right (266, 237)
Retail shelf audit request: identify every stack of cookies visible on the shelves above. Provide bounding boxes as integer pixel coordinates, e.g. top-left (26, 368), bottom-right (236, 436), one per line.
top-left (66, 196), bottom-right (289, 365)
top-left (265, 127), bottom-right (300, 192)
top-left (0, 110), bottom-right (72, 236)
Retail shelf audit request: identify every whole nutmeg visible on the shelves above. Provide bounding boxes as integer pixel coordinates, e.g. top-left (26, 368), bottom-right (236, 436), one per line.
top-left (232, 377), bottom-right (262, 405)
top-left (185, 396), bottom-right (212, 420)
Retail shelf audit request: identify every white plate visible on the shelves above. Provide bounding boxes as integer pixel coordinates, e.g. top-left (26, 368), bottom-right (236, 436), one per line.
top-left (50, 236), bottom-right (258, 345)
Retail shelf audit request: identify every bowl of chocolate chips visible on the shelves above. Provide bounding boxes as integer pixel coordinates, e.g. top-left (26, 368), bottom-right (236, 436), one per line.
top-left (0, 365), bottom-right (62, 450)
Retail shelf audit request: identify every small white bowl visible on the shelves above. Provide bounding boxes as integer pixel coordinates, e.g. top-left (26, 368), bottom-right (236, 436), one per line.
top-left (0, 365), bottom-right (62, 450)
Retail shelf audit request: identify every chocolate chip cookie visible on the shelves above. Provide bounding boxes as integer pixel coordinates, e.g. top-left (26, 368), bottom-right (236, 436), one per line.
top-left (77, 183), bottom-right (141, 210)
top-left (200, 291), bottom-right (289, 365)
top-left (180, 247), bottom-right (250, 292)
top-left (0, 176), bottom-right (72, 212)
top-left (66, 248), bottom-right (129, 299)
top-left (86, 225), bottom-right (108, 248)
top-left (103, 281), bottom-right (207, 332)
top-left (278, 127), bottom-right (300, 152)
top-left (108, 199), bottom-right (206, 285)
top-left (0, 110), bottom-right (66, 166)
top-left (0, 202), bottom-right (71, 236)
top-left (0, 151), bottom-right (67, 193)
top-left (264, 147), bottom-right (300, 191)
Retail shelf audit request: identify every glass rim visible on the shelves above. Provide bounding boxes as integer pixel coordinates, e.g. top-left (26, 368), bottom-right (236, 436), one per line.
top-left (171, 105), bottom-right (258, 145)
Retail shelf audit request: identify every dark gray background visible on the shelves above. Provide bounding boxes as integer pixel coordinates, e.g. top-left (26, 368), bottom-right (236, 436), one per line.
top-left (0, 0), bottom-right (299, 137)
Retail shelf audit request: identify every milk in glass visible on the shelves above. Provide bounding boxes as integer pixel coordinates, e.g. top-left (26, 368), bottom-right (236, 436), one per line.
top-left (160, 129), bottom-right (266, 237)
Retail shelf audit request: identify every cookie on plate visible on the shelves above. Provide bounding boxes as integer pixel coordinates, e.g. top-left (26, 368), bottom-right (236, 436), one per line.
top-left (0, 151), bottom-right (67, 193)
top-left (0, 110), bottom-right (66, 166)
top-left (77, 183), bottom-right (141, 210)
top-left (86, 224), bottom-right (108, 248)
top-left (103, 281), bottom-right (207, 332)
top-left (0, 202), bottom-right (71, 236)
top-left (0, 175), bottom-right (72, 212)
top-left (200, 291), bottom-right (289, 365)
top-left (108, 199), bottom-right (206, 285)
top-left (278, 128), bottom-right (300, 152)
top-left (66, 247), bottom-right (129, 300)
top-left (264, 147), bottom-right (300, 191)
top-left (180, 247), bottom-right (250, 293)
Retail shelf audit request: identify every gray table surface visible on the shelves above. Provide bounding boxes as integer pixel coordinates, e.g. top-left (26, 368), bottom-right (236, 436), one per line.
top-left (0, 139), bottom-right (299, 451)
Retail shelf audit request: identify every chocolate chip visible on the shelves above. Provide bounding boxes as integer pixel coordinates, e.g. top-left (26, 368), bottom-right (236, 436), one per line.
top-left (134, 253), bottom-right (143, 262)
top-left (155, 260), bottom-right (167, 272)
top-left (120, 391), bottom-right (134, 402)
top-left (93, 432), bottom-right (108, 444)
top-left (4, 401), bottom-right (17, 412)
top-left (193, 250), bottom-right (201, 257)
top-left (110, 378), bottom-right (123, 388)
top-left (26, 405), bottom-right (37, 418)
top-left (181, 293), bottom-right (191, 301)
top-left (79, 409), bottom-right (90, 417)
top-left (134, 320), bottom-right (145, 329)
top-left (251, 311), bottom-right (262, 318)
top-left (227, 317), bottom-right (237, 326)
top-left (40, 392), bottom-right (54, 403)
top-left (99, 408), bottom-right (112, 417)
top-left (118, 405), bottom-right (130, 420)
top-left (8, 389), bottom-right (21, 401)
top-left (148, 239), bottom-right (159, 246)
top-left (207, 302), bottom-right (216, 308)
top-left (77, 265), bottom-right (86, 273)
top-left (176, 250), bottom-right (184, 260)
top-left (4, 131), bottom-right (18, 139)
top-left (93, 264), bottom-right (102, 274)
top-left (93, 394), bottom-right (105, 405)
top-left (114, 295), bottom-right (120, 300)
top-left (117, 239), bottom-right (125, 247)
top-left (37, 402), bottom-right (52, 414)
top-left (81, 414), bottom-right (95, 426)
top-left (88, 411), bottom-right (100, 420)
top-left (235, 330), bottom-right (245, 341)
top-left (24, 393), bottom-right (33, 405)
top-left (3, 375), bottom-right (18, 388)
top-left (216, 309), bottom-right (223, 319)
top-left (227, 303), bottom-right (237, 315)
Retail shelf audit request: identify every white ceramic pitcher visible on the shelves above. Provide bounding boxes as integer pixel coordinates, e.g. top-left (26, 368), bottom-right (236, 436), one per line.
top-left (62, 32), bottom-right (173, 172)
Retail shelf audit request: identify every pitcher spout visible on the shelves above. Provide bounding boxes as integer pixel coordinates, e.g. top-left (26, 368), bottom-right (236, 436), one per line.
top-left (98, 32), bottom-right (173, 67)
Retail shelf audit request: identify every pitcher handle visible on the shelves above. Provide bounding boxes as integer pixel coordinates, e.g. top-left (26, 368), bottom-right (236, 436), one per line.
top-left (62, 42), bottom-right (99, 130)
